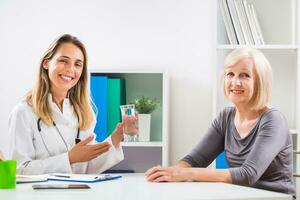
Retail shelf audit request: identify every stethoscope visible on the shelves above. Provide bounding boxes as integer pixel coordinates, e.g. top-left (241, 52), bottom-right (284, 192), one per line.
top-left (37, 118), bottom-right (81, 156)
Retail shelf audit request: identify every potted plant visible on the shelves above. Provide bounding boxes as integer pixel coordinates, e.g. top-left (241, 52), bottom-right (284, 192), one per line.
top-left (132, 96), bottom-right (160, 142)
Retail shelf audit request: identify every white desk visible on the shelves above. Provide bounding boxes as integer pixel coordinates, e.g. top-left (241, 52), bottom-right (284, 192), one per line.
top-left (0, 174), bottom-right (292, 200)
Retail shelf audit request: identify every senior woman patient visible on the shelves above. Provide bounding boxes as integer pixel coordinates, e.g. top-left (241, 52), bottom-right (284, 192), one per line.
top-left (145, 48), bottom-right (295, 199)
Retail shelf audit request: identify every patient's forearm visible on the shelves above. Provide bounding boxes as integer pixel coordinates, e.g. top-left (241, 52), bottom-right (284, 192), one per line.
top-left (184, 167), bottom-right (232, 183)
top-left (174, 160), bottom-right (192, 168)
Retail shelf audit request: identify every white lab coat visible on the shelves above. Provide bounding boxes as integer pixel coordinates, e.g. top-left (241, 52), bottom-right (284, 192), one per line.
top-left (8, 94), bottom-right (124, 175)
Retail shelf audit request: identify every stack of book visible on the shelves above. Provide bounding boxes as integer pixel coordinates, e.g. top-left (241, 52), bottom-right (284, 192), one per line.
top-left (90, 75), bottom-right (126, 142)
top-left (219, 0), bottom-right (264, 45)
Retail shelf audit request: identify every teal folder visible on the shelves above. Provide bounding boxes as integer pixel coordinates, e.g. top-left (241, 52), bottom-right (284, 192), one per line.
top-left (107, 78), bottom-right (126, 135)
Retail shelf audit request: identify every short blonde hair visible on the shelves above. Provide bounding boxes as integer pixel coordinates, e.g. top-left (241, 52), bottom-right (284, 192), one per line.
top-left (26, 34), bottom-right (94, 130)
top-left (221, 48), bottom-right (273, 111)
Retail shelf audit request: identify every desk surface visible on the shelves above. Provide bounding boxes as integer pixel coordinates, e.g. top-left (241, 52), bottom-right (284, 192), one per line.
top-left (0, 174), bottom-right (292, 200)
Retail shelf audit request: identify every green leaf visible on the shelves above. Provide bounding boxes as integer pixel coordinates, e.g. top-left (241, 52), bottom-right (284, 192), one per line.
top-left (132, 96), bottom-right (160, 114)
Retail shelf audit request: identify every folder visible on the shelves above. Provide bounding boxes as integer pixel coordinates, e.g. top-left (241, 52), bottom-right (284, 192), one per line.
top-left (90, 75), bottom-right (108, 142)
top-left (107, 78), bottom-right (126, 136)
top-left (48, 173), bottom-right (122, 183)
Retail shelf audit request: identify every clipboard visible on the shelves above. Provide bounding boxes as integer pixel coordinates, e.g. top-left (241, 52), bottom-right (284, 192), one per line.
top-left (48, 173), bottom-right (122, 183)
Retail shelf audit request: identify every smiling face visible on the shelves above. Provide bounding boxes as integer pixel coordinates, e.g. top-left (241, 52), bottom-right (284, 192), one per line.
top-left (225, 58), bottom-right (256, 108)
top-left (43, 43), bottom-right (84, 97)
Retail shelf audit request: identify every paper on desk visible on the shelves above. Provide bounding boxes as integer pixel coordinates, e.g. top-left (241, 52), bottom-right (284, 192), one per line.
top-left (17, 174), bottom-right (48, 183)
top-left (48, 173), bottom-right (122, 183)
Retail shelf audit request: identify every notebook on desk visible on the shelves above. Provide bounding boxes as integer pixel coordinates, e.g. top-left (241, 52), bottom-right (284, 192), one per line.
top-left (48, 173), bottom-right (122, 183)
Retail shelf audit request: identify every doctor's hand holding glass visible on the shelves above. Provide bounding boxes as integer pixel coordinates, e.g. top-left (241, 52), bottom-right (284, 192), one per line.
top-left (9, 34), bottom-right (127, 175)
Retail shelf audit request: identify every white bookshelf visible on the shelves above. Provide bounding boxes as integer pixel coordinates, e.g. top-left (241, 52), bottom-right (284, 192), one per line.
top-left (121, 142), bottom-right (163, 147)
top-left (217, 45), bottom-right (299, 50)
top-left (88, 69), bottom-right (169, 172)
top-left (216, 0), bottom-right (300, 178)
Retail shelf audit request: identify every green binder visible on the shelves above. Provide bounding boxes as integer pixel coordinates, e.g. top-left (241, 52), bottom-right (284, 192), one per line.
top-left (107, 78), bottom-right (126, 136)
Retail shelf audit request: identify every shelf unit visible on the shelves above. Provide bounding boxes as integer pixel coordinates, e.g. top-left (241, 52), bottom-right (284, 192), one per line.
top-left (215, 0), bottom-right (300, 177)
top-left (89, 69), bottom-right (169, 172)
top-left (121, 142), bottom-right (163, 147)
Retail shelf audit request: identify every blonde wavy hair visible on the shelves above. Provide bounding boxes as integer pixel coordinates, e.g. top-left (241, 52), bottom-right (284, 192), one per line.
top-left (221, 48), bottom-right (273, 111)
top-left (26, 34), bottom-right (94, 130)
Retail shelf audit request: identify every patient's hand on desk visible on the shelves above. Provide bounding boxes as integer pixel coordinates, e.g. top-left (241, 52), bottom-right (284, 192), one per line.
top-left (145, 165), bottom-right (187, 182)
top-left (68, 135), bottom-right (111, 164)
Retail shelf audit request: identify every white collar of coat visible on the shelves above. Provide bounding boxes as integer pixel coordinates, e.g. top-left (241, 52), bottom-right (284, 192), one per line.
top-left (47, 93), bottom-right (74, 121)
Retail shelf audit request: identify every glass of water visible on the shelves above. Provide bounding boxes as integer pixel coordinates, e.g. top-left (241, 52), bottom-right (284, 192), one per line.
top-left (120, 104), bottom-right (138, 142)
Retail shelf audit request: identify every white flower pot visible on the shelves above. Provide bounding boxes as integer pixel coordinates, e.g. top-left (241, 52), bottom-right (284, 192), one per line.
top-left (138, 114), bottom-right (151, 142)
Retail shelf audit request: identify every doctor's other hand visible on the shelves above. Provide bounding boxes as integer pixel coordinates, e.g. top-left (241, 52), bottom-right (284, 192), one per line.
top-left (145, 165), bottom-right (187, 182)
top-left (68, 135), bottom-right (111, 164)
top-left (111, 123), bottom-right (124, 148)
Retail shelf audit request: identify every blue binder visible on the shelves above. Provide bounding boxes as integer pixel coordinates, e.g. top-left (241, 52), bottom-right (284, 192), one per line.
top-left (90, 75), bottom-right (108, 142)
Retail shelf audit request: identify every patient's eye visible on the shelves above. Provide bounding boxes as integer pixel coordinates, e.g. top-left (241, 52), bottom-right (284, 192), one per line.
top-left (239, 73), bottom-right (250, 79)
top-left (226, 72), bottom-right (234, 79)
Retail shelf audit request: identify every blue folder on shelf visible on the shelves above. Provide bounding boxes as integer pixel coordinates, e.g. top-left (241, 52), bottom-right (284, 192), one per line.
top-left (90, 75), bottom-right (109, 142)
top-left (48, 173), bottom-right (122, 183)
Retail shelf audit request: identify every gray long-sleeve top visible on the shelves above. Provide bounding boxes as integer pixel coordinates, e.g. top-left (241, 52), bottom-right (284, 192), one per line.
top-left (182, 107), bottom-right (295, 198)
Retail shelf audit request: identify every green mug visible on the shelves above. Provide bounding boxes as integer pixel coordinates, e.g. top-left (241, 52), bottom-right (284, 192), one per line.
top-left (0, 160), bottom-right (16, 189)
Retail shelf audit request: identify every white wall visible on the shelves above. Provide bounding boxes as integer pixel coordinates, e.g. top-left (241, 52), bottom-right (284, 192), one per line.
top-left (0, 0), bottom-right (215, 164)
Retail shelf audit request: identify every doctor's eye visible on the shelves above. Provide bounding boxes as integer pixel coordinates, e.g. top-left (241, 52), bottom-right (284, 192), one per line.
top-left (75, 62), bottom-right (83, 68)
top-left (58, 59), bottom-right (68, 64)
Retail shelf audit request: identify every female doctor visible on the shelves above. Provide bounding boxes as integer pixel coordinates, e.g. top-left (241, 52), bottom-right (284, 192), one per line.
top-left (9, 34), bottom-right (128, 175)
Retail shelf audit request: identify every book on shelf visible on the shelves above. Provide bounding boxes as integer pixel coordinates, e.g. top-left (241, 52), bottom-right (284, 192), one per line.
top-left (227, 0), bottom-right (245, 44)
top-left (107, 78), bottom-right (126, 136)
top-left (233, 0), bottom-right (250, 44)
top-left (242, 0), bottom-right (259, 45)
top-left (249, 3), bottom-right (264, 45)
top-left (220, 0), bottom-right (264, 45)
top-left (236, 0), bottom-right (255, 45)
top-left (90, 75), bottom-right (109, 142)
top-left (219, 0), bottom-right (238, 44)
